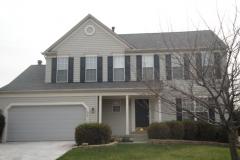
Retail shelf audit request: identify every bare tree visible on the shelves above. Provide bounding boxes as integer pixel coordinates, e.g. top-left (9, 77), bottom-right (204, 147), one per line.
top-left (132, 4), bottom-right (240, 160)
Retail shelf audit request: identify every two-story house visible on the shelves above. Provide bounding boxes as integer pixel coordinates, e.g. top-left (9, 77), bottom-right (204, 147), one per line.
top-left (0, 14), bottom-right (222, 142)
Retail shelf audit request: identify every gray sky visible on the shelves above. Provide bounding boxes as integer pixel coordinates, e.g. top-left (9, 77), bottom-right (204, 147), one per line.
top-left (0, 0), bottom-right (238, 88)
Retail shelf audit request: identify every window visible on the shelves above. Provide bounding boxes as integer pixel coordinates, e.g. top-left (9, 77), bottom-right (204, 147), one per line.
top-left (202, 53), bottom-right (214, 77)
top-left (57, 57), bottom-right (68, 82)
top-left (182, 98), bottom-right (209, 121)
top-left (172, 54), bottom-right (183, 79)
top-left (113, 56), bottom-right (125, 81)
top-left (86, 57), bottom-right (97, 82)
top-left (112, 100), bottom-right (121, 112)
top-left (142, 55), bottom-right (154, 80)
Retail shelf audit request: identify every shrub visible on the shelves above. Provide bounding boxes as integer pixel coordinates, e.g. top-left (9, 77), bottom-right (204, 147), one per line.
top-left (147, 122), bottom-right (170, 139)
top-left (0, 114), bottom-right (5, 138)
top-left (196, 121), bottom-right (216, 141)
top-left (165, 121), bottom-right (184, 139)
top-left (75, 123), bottom-right (112, 146)
top-left (182, 120), bottom-right (198, 140)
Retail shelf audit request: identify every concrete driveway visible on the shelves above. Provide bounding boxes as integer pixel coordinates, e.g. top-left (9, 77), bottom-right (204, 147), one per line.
top-left (0, 141), bottom-right (75, 160)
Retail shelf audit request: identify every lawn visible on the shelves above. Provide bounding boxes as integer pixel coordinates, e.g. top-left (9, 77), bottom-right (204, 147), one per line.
top-left (57, 143), bottom-right (240, 160)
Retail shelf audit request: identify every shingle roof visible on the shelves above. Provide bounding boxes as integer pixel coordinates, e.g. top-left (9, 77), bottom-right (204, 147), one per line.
top-left (119, 30), bottom-right (224, 49)
top-left (0, 65), bottom-right (143, 92)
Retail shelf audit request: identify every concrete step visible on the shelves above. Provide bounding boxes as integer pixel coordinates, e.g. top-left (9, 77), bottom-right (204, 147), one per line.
top-left (130, 131), bottom-right (148, 143)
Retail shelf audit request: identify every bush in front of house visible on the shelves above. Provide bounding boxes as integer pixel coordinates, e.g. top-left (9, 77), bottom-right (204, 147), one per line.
top-left (75, 123), bottom-right (112, 146)
top-left (182, 120), bottom-right (198, 140)
top-left (196, 121), bottom-right (216, 141)
top-left (166, 121), bottom-right (184, 139)
top-left (216, 127), bottom-right (229, 143)
top-left (147, 122), bottom-right (170, 139)
top-left (0, 114), bottom-right (5, 138)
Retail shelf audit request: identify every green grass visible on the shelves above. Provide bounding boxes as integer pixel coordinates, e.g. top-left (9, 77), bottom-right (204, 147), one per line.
top-left (57, 144), bottom-right (240, 160)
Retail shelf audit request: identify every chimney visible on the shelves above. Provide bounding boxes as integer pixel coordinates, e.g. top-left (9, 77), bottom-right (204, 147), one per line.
top-left (112, 27), bottom-right (115, 32)
top-left (38, 60), bottom-right (42, 65)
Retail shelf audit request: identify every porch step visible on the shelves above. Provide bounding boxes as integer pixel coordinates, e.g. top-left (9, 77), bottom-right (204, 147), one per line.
top-left (130, 131), bottom-right (148, 143)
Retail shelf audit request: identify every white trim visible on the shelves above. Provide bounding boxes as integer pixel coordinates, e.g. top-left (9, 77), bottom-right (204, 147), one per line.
top-left (126, 95), bottom-right (129, 135)
top-left (158, 99), bottom-right (162, 122)
top-left (85, 25), bottom-right (95, 35)
top-left (2, 102), bottom-right (90, 143)
top-left (57, 57), bottom-right (68, 83)
top-left (99, 95), bottom-right (102, 123)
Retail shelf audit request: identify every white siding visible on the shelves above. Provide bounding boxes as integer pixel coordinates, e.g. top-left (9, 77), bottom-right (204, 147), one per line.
top-left (53, 20), bottom-right (128, 55)
top-left (102, 56), bottom-right (107, 82)
top-left (45, 58), bottom-right (52, 83)
top-left (102, 99), bottom-right (131, 135)
top-left (74, 57), bottom-right (80, 82)
top-left (0, 96), bottom-right (98, 122)
top-left (130, 55), bottom-right (137, 81)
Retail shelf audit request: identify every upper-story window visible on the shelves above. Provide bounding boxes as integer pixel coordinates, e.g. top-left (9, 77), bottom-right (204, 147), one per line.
top-left (202, 53), bottom-right (214, 77)
top-left (57, 57), bottom-right (68, 82)
top-left (142, 55), bottom-right (154, 80)
top-left (113, 56), bottom-right (125, 81)
top-left (172, 54), bottom-right (183, 80)
top-left (86, 57), bottom-right (97, 82)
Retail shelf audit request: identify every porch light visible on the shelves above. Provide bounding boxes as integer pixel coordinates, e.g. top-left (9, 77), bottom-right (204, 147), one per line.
top-left (91, 108), bottom-right (95, 113)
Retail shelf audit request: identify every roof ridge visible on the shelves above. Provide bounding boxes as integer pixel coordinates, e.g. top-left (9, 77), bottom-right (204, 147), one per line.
top-left (118, 30), bottom-right (211, 35)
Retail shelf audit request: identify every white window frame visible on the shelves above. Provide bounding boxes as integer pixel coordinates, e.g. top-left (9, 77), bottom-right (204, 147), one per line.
top-left (85, 57), bottom-right (97, 82)
top-left (113, 56), bottom-right (125, 81)
top-left (112, 100), bottom-right (121, 113)
top-left (56, 57), bottom-right (68, 83)
top-left (182, 97), bottom-right (209, 121)
top-left (142, 55), bottom-right (154, 80)
top-left (202, 52), bottom-right (214, 76)
top-left (172, 53), bottom-right (183, 80)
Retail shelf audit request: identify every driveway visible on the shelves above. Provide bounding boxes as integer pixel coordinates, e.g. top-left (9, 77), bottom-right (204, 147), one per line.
top-left (0, 141), bottom-right (75, 160)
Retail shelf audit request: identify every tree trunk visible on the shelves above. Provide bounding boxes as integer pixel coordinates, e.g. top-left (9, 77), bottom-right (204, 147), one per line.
top-left (228, 130), bottom-right (239, 160)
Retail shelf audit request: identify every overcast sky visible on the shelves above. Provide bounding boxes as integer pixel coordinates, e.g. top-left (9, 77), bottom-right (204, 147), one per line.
top-left (0, 0), bottom-right (239, 88)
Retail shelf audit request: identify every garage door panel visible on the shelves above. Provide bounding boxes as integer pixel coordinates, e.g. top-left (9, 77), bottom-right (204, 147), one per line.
top-left (7, 105), bottom-right (86, 141)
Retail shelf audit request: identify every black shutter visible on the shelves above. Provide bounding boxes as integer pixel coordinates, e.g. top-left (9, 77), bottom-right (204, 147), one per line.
top-left (176, 98), bottom-right (182, 121)
top-left (125, 56), bottom-right (130, 82)
top-left (136, 55), bottom-right (142, 81)
top-left (108, 56), bottom-right (113, 82)
top-left (51, 58), bottom-right (57, 83)
top-left (166, 54), bottom-right (172, 80)
top-left (208, 97), bottom-right (215, 121)
top-left (214, 52), bottom-right (221, 79)
top-left (196, 53), bottom-right (202, 78)
top-left (80, 57), bottom-right (85, 83)
top-left (154, 55), bottom-right (160, 80)
top-left (68, 57), bottom-right (74, 83)
top-left (97, 57), bottom-right (102, 82)
top-left (184, 54), bottom-right (190, 80)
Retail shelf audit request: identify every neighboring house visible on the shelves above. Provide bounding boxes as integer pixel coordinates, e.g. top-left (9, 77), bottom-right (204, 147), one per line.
top-left (0, 14), bottom-right (222, 142)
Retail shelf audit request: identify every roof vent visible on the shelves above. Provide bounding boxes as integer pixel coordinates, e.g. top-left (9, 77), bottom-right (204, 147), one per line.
top-left (38, 60), bottom-right (42, 65)
top-left (112, 27), bottom-right (115, 32)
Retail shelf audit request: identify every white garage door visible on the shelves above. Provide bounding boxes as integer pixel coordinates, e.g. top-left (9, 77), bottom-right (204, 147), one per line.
top-left (7, 105), bottom-right (86, 141)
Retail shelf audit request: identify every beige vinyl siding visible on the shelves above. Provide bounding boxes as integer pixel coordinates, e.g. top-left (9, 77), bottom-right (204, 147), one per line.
top-left (74, 57), bottom-right (80, 82)
top-left (0, 96), bottom-right (98, 122)
top-left (102, 99), bottom-right (131, 135)
top-left (45, 58), bottom-right (52, 83)
top-left (159, 54), bottom-right (166, 80)
top-left (53, 20), bottom-right (128, 55)
top-left (161, 100), bottom-right (177, 122)
top-left (130, 55), bottom-right (137, 81)
top-left (102, 56), bottom-right (108, 82)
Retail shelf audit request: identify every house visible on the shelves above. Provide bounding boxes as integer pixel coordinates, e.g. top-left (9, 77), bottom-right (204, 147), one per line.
top-left (0, 14), bottom-right (222, 142)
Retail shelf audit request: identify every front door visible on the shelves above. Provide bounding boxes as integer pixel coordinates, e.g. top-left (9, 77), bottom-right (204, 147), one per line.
top-left (135, 99), bottom-right (149, 129)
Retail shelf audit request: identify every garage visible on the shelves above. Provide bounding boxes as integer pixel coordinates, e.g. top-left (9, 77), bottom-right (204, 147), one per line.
top-left (7, 105), bottom-right (86, 141)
